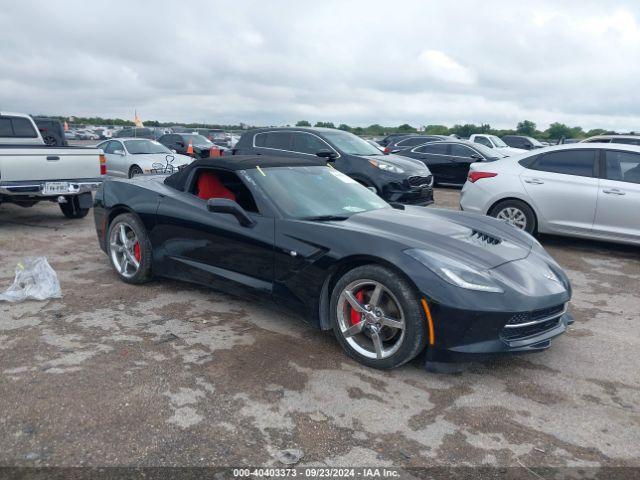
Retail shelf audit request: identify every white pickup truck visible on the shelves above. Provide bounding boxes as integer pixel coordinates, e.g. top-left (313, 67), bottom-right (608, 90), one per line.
top-left (0, 112), bottom-right (104, 218)
top-left (468, 134), bottom-right (527, 156)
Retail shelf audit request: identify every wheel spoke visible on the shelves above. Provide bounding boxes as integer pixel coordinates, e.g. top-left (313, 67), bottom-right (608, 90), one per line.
top-left (371, 330), bottom-right (384, 359)
top-left (118, 224), bottom-right (128, 245)
top-left (343, 321), bottom-right (365, 338)
top-left (344, 290), bottom-right (366, 313)
top-left (110, 242), bottom-right (124, 253)
top-left (369, 284), bottom-right (383, 308)
top-left (380, 316), bottom-right (403, 330)
top-left (125, 250), bottom-right (140, 269)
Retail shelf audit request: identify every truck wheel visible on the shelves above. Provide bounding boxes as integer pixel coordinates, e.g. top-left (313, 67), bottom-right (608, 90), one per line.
top-left (59, 196), bottom-right (90, 219)
top-left (42, 134), bottom-right (59, 146)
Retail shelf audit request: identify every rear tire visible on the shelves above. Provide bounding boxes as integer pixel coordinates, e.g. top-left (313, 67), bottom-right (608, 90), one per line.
top-left (129, 165), bottom-right (143, 178)
top-left (107, 213), bottom-right (153, 284)
top-left (489, 199), bottom-right (536, 234)
top-left (330, 265), bottom-right (427, 369)
top-left (59, 196), bottom-right (89, 219)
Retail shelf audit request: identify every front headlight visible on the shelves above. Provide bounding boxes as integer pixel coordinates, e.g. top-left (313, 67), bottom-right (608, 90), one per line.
top-left (405, 249), bottom-right (504, 293)
top-left (369, 159), bottom-right (404, 173)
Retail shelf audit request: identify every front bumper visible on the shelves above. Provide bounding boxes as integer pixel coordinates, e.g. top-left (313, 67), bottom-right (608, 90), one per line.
top-left (423, 300), bottom-right (573, 363)
top-left (0, 178), bottom-right (102, 198)
top-left (382, 175), bottom-right (434, 206)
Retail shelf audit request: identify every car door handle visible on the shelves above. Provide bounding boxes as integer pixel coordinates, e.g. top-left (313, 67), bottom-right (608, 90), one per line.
top-left (602, 188), bottom-right (625, 195)
top-left (524, 178), bottom-right (544, 184)
top-left (46, 155), bottom-right (60, 161)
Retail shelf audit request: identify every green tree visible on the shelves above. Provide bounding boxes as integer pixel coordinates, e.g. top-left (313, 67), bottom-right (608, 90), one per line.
top-left (295, 120), bottom-right (311, 127)
top-left (546, 122), bottom-right (572, 140)
top-left (314, 121), bottom-right (335, 128)
top-left (397, 123), bottom-right (416, 133)
top-left (367, 124), bottom-right (385, 135)
top-left (517, 120), bottom-right (537, 136)
top-left (424, 124), bottom-right (449, 135)
top-left (451, 124), bottom-right (484, 138)
top-left (338, 123), bottom-right (351, 131)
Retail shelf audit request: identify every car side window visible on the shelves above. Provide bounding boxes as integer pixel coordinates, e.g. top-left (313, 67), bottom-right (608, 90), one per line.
top-left (585, 138), bottom-right (610, 143)
top-left (605, 150), bottom-right (640, 184)
top-left (191, 169), bottom-right (261, 214)
top-left (397, 137), bottom-right (427, 147)
top-left (474, 136), bottom-right (492, 148)
top-left (103, 141), bottom-right (118, 154)
top-left (261, 132), bottom-right (292, 150)
top-left (530, 150), bottom-right (596, 177)
top-left (291, 132), bottom-right (328, 154)
top-left (0, 118), bottom-right (12, 136)
top-left (450, 144), bottom-right (476, 157)
top-left (612, 138), bottom-right (640, 146)
top-left (12, 117), bottom-right (38, 137)
top-left (416, 143), bottom-right (449, 154)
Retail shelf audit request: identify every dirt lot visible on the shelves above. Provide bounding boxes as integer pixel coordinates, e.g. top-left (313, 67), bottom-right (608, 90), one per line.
top-left (0, 188), bottom-right (639, 469)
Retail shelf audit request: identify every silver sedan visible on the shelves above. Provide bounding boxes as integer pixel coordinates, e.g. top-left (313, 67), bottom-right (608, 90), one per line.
top-left (97, 138), bottom-right (194, 178)
top-left (460, 143), bottom-right (640, 246)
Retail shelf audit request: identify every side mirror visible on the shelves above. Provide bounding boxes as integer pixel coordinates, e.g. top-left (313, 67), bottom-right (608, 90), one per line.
top-left (470, 154), bottom-right (482, 161)
top-left (114, 149), bottom-right (125, 156)
top-left (206, 198), bottom-right (255, 227)
top-left (316, 149), bottom-right (338, 161)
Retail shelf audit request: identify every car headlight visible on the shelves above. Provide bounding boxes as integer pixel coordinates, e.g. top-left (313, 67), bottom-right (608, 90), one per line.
top-left (405, 249), bottom-right (504, 293)
top-left (369, 159), bottom-right (404, 174)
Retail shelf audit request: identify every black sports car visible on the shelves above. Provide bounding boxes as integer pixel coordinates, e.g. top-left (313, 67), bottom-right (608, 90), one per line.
top-left (94, 155), bottom-right (573, 370)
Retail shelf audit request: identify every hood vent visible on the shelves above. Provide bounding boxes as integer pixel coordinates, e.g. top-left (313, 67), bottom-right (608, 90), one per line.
top-left (469, 230), bottom-right (502, 245)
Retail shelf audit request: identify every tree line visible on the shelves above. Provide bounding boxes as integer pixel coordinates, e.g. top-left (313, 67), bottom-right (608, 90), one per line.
top-left (294, 120), bottom-right (630, 140)
top-left (42, 114), bottom-right (633, 140)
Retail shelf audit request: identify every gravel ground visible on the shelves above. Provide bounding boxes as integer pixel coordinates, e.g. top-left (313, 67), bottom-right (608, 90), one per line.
top-left (0, 188), bottom-right (638, 470)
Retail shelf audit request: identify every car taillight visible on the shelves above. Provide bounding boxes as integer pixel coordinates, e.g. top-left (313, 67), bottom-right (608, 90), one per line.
top-left (468, 171), bottom-right (497, 183)
top-left (99, 154), bottom-right (106, 175)
top-left (383, 147), bottom-right (391, 154)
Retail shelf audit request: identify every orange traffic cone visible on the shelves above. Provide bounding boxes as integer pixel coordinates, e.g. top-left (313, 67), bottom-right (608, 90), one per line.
top-left (209, 146), bottom-right (221, 157)
top-left (187, 140), bottom-right (194, 156)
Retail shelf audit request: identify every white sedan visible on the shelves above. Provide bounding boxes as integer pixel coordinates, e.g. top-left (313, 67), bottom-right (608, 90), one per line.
top-left (97, 138), bottom-right (194, 178)
top-left (460, 143), bottom-right (640, 246)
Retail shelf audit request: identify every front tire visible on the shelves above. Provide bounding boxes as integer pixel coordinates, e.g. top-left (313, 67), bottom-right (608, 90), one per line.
top-left (59, 196), bottom-right (89, 219)
top-left (330, 265), bottom-right (427, 369)
top-left (489, 199), bottom-right (536, 234)
top-left (107, 213), bottom-right (153, 284)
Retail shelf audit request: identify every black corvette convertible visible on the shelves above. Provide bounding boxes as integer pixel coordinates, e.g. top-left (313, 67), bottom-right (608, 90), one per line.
top-left (94, 155), bottom-right (573, 369)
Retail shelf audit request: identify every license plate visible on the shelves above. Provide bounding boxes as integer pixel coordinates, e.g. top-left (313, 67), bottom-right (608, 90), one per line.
top-left (43, 182), bottom-right (70, 194)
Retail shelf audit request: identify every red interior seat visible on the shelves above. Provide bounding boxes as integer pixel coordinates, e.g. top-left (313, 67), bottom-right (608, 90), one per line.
top-left (196, 171), bottom-right (236, 201)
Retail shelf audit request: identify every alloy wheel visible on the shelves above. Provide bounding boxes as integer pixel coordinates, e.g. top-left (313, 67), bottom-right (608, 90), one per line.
top-left (336, 280), bottom-right (405, 360)
top-left (109, 222), bottom-right (141, 278)
top-left (496, 207), bottom-right (527, 230)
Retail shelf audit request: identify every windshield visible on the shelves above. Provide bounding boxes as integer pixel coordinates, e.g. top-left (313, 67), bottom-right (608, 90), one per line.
top-left (321, 130), bottom-right (383, 156)
top-left (244, 166), bottom-right (389, 219)
top-left (183, 134), bottom-right (213, 145)
top-left (487, 135), bottom-right (508, 148)
top-left (124, 139), bottom-right (171, 154)
top-left (527, 136), bottom-right (544, 146)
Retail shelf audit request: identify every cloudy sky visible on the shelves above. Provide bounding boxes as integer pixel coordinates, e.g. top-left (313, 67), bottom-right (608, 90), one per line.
top-left (1, 0), bottom-right (639, 130)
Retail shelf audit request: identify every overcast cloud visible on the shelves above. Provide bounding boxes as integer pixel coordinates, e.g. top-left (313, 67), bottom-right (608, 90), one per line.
top-left (1, 0), bottom-right (639, 130)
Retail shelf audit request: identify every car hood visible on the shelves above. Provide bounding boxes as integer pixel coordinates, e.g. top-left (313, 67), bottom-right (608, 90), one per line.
top-left (131, 153), bottom-right (192, 164)
top-left (358, 153), bottom-right (430, 172)
top-left (497, 146), bottom-right (527, 156)
top-left (329, 206), bottom-right (534, 270)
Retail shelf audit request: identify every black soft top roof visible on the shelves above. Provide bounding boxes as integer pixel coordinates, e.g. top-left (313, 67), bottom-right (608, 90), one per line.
top-left (164, 155), bottom-right (327, 191)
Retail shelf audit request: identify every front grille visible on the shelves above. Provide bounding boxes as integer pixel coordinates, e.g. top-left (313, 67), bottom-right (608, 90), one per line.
top-left (501, 304), bottom-right (566, 341)
top-left (407, 175), bottom-right (433, 188)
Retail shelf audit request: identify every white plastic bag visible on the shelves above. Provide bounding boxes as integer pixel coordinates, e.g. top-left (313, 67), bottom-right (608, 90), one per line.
top-left (0, 257), bottom-right (62, 302)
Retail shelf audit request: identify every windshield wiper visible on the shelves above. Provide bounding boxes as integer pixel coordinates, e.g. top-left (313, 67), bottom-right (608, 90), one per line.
top-left (299, 215), bottom-right (350, 221)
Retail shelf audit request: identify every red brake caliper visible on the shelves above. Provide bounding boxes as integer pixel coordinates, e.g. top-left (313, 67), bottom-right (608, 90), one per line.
top-left (350, 290), bottom-right (365, 325)
top-left (133, 242), bottom-right (141, 262)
